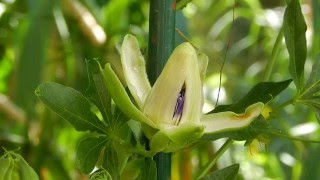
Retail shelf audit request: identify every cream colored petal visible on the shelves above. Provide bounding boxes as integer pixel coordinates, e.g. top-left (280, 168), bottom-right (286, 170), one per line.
top-left (143, 42), bottom-right (202, 125)
top-left (202, 102), bottom-right (264, 134)
top-left (121, 34), bottom-right (151, 109)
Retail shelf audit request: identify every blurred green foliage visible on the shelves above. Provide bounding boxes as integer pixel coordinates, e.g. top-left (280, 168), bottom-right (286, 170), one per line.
top-left (0, 0), bottom-right (320, 179)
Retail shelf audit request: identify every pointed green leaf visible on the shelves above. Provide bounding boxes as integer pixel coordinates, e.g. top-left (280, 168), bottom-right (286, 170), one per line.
top-left (211, 80), bottom-right (291, 114)
top-left (86, 59), bottom-right (112, 124)
top-left (103, 64), bottom-right (156, 128)
top-left (283, 0), bottom-right (307, 90)
top-left (35, 82), bottom-right (107, 133)
top-left (102, 141), bottom-right (122, 178)
top-left (13, 153), bottom-right (39, 180)
top-left (200, 164), bottom-right (239, 180)
top-left (76, 136), bottom-right (108, 174)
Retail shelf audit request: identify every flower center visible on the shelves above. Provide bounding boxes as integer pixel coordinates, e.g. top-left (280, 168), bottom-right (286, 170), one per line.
top-left (173, 86), bottom-right (185, 125)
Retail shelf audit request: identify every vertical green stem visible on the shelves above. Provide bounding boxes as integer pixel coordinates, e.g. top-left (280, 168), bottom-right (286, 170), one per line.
top-left (148, 0), bottom-right (176, 179)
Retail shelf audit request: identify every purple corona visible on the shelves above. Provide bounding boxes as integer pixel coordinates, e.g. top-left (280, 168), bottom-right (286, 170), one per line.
top-left (173, 87), bottom-right (185, 125)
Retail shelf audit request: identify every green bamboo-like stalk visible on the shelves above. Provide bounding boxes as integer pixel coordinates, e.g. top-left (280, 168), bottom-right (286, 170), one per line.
top-left (148, 0), bottom-right (176, 179)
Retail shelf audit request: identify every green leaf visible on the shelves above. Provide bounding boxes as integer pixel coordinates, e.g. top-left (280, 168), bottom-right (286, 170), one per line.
top-left (210, 80), bottom-right (292, 114)
top-left (283, 0), bottom-right (307, 90)
top-left (13, 153), bottom-right (39, 180)
top-left (86, 59), bottom-right (112, 124)
top-left (297, 56), bottom-right (320, 121)
top-left (76, 135), bottom-right (108, 174)
top-left (200, 164), bottom-right (239, 180)
top-left (14, 0), bottom-right (53, 113)
top-left (35, 82), bottom-right (107, 133)
top-left (102, 142), bottom-right (121, 179)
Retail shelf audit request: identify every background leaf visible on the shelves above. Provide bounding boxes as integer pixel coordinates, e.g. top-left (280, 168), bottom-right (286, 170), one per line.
top-left (200, 164), bottom-right (239, 180)
top-left (35, 82), bottom-right (107, 133)
top-left (210, 80), bottom-right (292, 113)
top-left (283, 0), bottom-right (307, 90)
top-left (76, 136), bottom-right (108, 174)
top-left (203, 80), bottom-right (291, 141)
top-left (297, 55), bottom-right (320, 121)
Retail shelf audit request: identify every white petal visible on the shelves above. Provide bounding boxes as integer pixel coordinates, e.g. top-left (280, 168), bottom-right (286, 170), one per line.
top-left (121, 34), bottom-right (151, 109)
top-left (202, 102), bottom-right (264, 134)
top-left (143, 42), bottom-right (202, 125)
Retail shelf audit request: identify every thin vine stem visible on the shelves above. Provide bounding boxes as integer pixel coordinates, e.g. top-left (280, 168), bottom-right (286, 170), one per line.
top-left (272, 98), bottom-right (295, 115)
top-left (215, 0), bottom-right (235, 107)
top-left (263, 28), bottom-right (284, 81)
top-left (195, 139), bottom-right (234, 179)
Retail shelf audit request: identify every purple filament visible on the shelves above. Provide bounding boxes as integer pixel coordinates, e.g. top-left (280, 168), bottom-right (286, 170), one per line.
top-left (173, 88), bottom-right (185, 125)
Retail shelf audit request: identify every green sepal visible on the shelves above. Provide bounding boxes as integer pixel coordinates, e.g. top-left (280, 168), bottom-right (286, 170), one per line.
top-left (149, 131), bottom-right (170, 154)
top-left (160, 123), bottom-right (204, 145)
top-left (103, 64), bottom-right (156, 129)
top-left (149, 124), bottom-right (204, 153)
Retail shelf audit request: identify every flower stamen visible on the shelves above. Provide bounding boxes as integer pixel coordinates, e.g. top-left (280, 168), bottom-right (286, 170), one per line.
top-left (173, 86), bottom-right (185, 125)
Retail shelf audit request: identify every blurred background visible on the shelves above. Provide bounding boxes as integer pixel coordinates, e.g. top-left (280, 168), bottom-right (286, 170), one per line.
top-left (0, 0), bottom-right (319, 179)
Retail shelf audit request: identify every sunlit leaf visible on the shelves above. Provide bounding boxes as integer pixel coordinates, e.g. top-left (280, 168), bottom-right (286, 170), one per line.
top-left (200, 164), bottom-right (239, 180)
top-left (76, 136), bottom-right (108, 174)
top-left (283, 0), bottom-right (307, 90)
top-left (35, 82), bottom-right (107, 133)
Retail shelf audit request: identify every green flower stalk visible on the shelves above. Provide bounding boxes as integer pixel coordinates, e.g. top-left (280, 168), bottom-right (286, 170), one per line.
top-left (103, 34), bottom-right (264, 154)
